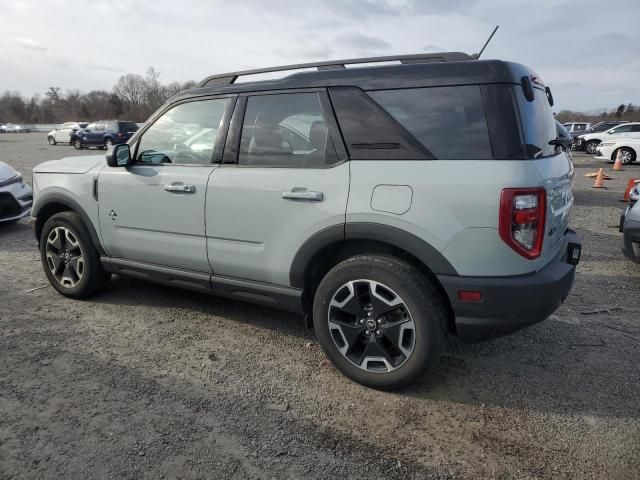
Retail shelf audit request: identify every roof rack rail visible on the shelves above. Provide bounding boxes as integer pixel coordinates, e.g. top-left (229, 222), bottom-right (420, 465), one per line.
top-left (197, 52), bottom-right (472, 87)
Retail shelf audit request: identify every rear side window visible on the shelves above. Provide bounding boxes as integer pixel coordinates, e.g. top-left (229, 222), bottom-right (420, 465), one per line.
top-left (238, 92), bottom-right (338, 168)
top-left (631, 125), bottom-right (640, 132)
top-left (369, 86), bottom-right (493, 160)
top-left (611, 125), bottom-right (632, 133)
top-left (119, 122), bottom-right (138, 133)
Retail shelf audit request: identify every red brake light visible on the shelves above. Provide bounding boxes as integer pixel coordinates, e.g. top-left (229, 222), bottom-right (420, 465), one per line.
top-left (499, 188), bottom-right (546, 259)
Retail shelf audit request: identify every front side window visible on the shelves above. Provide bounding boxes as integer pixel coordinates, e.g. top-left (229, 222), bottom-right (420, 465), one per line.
top-left (631, 125), bottom-right (640, 132)
top-left (238, 93), bottom-right (337, 167)
top-left (85, 123), bottom-right (96, 131)
top-left (369, 85), bottom-right (493, 160)
top-left (136, 98), bottom-right (229, 165)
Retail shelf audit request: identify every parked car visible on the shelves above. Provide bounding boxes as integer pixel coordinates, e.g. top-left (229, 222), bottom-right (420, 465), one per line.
top-left (0, 161), bottom-right (32, 224)
top-left (0, 123), bottom-right (30, 134)
top-left (555, 121), bottom-right (573, 157)
top-left (620, 199), bottom-right (640, 263)
top-left (30, 52), bottom-right (581, 389)
top-left (47, 122), bottom-right (89, 145)
top-left (562, 122), bottom-right (591, 138)
top-left (595, 138), bottom-right (640, 164)
top-left (70, 120), bottom-right (139, 150)
top-left (575, 122), bottom-right (640, 154)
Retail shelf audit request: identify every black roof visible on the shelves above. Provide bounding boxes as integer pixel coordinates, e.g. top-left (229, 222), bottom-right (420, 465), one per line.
top-left (174, 56), bottom-right (535, 102)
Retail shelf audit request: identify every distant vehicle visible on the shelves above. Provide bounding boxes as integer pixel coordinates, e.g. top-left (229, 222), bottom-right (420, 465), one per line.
top-left (0, 123), bottom-right (30, 134)
top-left (562, 122), bottom-right (591, 138)
top-left (0, 161), bottom-right (32, 224)
top-left (47, 122), bottom-right (89, 145)
top-left (70, 120), bottom-right (139, 150)
top-left (595, 138), bottom-right (640, 164)
top-left (620, 199), bottom-right (640, 263)
top-left (576, 122), bottom-right (640, 155)
top-left (589, 120), bottom-right (629, 133)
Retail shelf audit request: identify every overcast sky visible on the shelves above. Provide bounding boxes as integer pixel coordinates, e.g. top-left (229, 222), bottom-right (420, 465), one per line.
top-left (0, 0), bottom-right (638, 112)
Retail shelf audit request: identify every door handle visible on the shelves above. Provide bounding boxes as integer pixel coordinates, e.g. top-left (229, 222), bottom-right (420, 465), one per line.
top-left (281, 189), bottom-right (324, 201)
top-left (164, 184), bottom-right (196, 193)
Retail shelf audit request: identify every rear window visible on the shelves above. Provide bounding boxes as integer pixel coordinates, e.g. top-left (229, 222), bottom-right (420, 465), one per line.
top-left (369, 86), bottom-right (493, 160)
top-left (515, 86), bottom-right (557, 158)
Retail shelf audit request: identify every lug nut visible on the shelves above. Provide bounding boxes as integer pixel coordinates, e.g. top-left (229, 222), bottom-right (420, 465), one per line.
top-left (359, 319), bottom-right (365, 325)
top-left (376, 330), bottom-right (381, 336)
top-left (367, 312), bottom-right (373, 317)
top-left (377, 318), bottom-right (383, 325)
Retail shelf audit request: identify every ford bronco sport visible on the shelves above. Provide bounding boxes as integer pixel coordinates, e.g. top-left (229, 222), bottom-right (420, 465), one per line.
top-left (31, 52), bottom-right (581, 389)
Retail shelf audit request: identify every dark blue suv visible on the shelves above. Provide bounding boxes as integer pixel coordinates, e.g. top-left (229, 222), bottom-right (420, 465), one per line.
top-left (71, 120), bottom-right (139, 150)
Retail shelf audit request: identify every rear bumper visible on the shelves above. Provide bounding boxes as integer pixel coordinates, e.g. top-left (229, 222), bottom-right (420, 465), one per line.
top-left (438, 230), bottom-right (581, 342)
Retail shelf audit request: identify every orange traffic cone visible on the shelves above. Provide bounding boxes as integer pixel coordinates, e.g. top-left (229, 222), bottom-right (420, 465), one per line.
top-left (623, 178), bottom-right (636, 201)
top-left (593, 168), bottom-right (606, 189)
top-left (613, 149), bottom-right (625, 171)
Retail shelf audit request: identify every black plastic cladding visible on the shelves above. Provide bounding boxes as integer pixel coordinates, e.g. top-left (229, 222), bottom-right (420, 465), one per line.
top-left (171, 60), bottom-right (537, 101)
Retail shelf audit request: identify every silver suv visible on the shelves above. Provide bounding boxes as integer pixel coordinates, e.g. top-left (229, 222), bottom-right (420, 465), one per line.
top-left (31, 53), bottom-right (581, 389)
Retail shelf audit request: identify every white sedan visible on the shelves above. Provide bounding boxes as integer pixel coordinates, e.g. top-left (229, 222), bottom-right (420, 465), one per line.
top-left (0, 161), bottom-right (32, 224)
top-left (595, 138), bottom-right (639, 165)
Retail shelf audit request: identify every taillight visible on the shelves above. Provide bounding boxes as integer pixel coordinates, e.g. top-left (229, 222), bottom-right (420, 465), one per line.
top-left (117, 133), bottom-right (124, 138)
top-left (499, 188), bottom-right (546, 259)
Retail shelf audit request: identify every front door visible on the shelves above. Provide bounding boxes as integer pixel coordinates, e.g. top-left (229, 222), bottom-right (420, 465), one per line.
top-left (98, 96), bottom-right (233, 273)
top-left (206, 91), bottom-right (350, 286)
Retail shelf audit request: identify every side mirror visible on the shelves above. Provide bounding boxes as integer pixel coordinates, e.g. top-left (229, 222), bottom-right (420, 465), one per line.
top-left (106, 144), bottom-right (131, 167)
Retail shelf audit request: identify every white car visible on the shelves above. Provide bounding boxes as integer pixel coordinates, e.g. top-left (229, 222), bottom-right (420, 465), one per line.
top-left (0, 123), bottom-right (29, 134)
top-left (0, 161), bottom-right (32, 224)
top-left (578, 122), bottom-right (640, 155)
top-left (595, 138), bottom-right (640, 164)
top-left (47, 122), bottom-right (88, 145)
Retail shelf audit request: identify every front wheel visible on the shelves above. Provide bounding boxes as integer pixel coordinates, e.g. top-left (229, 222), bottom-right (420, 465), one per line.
top-left (104, 138), bottom-right (114, 149)
top-left (40, 212), bottom-right (110, 298)
top-left (313, 255), bottom-right (446, 390)
top-left (585, 140), bottom-right (599, 155)
top-left (47, 136), bottom-right (57, 145)
top-left (615, 147), bottom-right (636, 165)
top-left (72, 138), bottom-right (83, 150)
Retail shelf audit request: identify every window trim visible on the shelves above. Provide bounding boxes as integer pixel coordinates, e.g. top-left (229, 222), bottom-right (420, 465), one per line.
top-left (221, 88), bottom-right (348, 169)
top-left (129, 94), bottom-right (237, 167)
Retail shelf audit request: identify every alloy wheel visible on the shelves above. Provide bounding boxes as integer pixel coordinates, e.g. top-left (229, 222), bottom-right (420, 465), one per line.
top-left (45, 226), bottom-right (85, 288)
top-left (328, 279), bottom-right (416, 373)
top-left (586, 142), bottom-right (598, 154)
top-left (619, 148), bottom-right (633, 164)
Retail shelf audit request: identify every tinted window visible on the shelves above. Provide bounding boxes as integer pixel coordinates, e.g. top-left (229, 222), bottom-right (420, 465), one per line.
top-left (369, 86), bottom-right (492, 160)
top-left (631, 125), bottom-right (640, 132)
top-left (480, 84), bottom-right (525, 159)
top-left (515, 87), bottom-right (557, 158)
top-left (119, 122), bottom-right (138, 133)
top-left (610, 125), bottom-right (632, 133)
top-left (238, 93), bottom-right (337, 167)
top-left (136, 98), bottom-right (229, 165)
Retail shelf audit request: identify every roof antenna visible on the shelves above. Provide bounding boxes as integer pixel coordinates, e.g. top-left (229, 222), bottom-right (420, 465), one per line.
top-left (473, 25), bottom-right (499, 60)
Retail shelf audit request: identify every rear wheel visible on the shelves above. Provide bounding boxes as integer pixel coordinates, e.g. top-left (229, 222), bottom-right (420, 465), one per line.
top-left (47, 136), bottom-right (56, 145)
top-left (313, 255), bottom-right (446, 390)
top-left (585, 140), bottom-right (599, 155)
top-left (615, 147), bottom-right (636, 164)
top-left (73, 138), bottom-right (83, 150)
top-left (40, 212), bottom-right (110, 298)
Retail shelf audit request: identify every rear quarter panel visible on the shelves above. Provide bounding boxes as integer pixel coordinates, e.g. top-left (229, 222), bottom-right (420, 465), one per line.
top-left (348, 156), bottom-right (571, 276)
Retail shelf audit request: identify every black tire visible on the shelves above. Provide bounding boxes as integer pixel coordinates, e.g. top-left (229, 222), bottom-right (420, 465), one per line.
top-left (40, 212), bottom-right (110, 299)
top-left (47, 136), bottom-right (56, 145)
top-left (72, 138), bottom-right (83, 150)
top-left (585, 140), bottom-right (599, 155)
top-left (313, 255), bottom-right (446, 390)
top-left (104, 138), bottom-right (114, 149)
top-left (615, 147), bottom-right (636, 165)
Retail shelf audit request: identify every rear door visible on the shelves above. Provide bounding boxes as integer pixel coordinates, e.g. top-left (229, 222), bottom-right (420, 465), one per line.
top-left (98, 96), bottom-right (234, 272)
top-left (205, 90), bottom-right (349, 286)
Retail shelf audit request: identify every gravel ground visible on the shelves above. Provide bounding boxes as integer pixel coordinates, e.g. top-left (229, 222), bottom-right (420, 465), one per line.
top-left (0, 133), bottom-right (638, 480)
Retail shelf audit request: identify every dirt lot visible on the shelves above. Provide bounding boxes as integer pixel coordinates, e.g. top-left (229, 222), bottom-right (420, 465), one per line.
top-left (1, 133), bottom-right (638, 480)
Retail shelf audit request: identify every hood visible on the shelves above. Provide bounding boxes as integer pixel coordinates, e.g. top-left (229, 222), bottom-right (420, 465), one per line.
top-left (34, 155), bottom-right (104, 174)
top-left (0, 161), bottom-right (20, 182)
